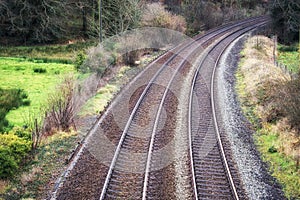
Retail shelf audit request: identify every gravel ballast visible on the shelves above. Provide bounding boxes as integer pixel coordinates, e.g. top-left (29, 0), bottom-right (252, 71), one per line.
top-left (215, 33), bottom-right (286, 199)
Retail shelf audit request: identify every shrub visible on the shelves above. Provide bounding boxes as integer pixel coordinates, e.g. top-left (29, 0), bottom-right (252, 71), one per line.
top-left (141, 3), bottom-right (187, 33)
top-left (0, 88), bottom-right (30, 132)
top-left (10, 127), bottom-right (32, 141)
top-left (22, 99), bottom-right (31, 106)
top-left (0, 146), bottom-right (18, 178)
top-left (75, 51), bottom-right (86, 71)
top-left (0, 132), bottom-right (32, 178)
top-left (44, 75), bottom-right (79, 132)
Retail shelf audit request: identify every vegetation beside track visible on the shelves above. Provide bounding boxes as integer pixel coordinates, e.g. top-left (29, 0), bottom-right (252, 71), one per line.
top-left (236, 35), bottom-right (300, 199)
top-left (0, 41), bottom-right (161, 199)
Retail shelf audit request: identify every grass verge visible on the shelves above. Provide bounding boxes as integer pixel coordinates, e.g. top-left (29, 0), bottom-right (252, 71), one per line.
top-left (236, 36), bottom-right (300, 199)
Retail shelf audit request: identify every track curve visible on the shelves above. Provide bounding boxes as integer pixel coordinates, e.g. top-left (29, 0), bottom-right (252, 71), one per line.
top-left (49, 17), bottom-right (269, 200)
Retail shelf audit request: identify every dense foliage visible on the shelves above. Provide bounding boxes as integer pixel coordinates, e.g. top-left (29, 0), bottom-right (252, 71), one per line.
top-left (164, 0), bottom-right (268, 35)
top-left (0, 88), bottom-right (30, 132)
top-left (0, 128), bottom-right (32, 178)
top-left (270, 0), bottom-right (300, 44)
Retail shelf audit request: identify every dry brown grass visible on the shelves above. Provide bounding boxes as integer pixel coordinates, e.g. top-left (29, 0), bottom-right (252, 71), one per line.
top-left (20, 167), bottom-right (42, 186)
top-left (0, 180), bottom-right (8, 194)
top-left (238, 35), bottom-right (300, 198)
top-left (239, 35), bottom-right (299, 158)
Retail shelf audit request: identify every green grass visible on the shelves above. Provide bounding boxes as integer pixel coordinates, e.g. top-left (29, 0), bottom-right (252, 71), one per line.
top-left (0, 57), bottom-right (76, 126)
top-left (79, 84), bottom-right (117, 116)
top-left (255, 131), bottom-right (300, 199)
top-left (278, 44), bottom-right (299, 73)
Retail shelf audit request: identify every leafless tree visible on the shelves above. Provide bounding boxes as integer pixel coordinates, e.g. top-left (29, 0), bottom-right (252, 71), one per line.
top-left (0, 0), bottom-right (68, 43)
top-left (270, 0), bottom-right (300, 44)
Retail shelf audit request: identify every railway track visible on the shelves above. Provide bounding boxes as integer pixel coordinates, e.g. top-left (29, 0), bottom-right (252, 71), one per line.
top-left (50, 17), bottom-right (269, 200)
top-left (188, 21), bottom-right (269, 199)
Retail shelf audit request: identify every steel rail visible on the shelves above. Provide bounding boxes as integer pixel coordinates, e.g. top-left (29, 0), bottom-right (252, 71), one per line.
top-left (99, 17), bottom-right (268, 200)
top-left (189, 20), bottom-right (268, 199)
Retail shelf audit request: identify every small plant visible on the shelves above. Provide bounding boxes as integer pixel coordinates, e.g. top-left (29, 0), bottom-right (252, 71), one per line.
top-left (22, 99), bottom-right (31, 106)
top-left (75, 51), bottom-right (86, 71)
top-left (268, 145), bottom-right (278, 153)
top-left (33, 67), bottom-right (47, 73)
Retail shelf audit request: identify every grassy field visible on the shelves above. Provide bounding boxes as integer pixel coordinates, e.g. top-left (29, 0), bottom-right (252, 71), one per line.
top-left (0, 57), bottom-right (76, 126)
top-left (0, 40), bottom-right (97, 127)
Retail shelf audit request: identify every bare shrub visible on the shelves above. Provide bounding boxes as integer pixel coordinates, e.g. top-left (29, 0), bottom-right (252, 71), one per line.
top-left (44, 75), bottom-right (79, 132)
top-left (42, 73), bottom-right (101, 134)
top-left (141, 3), bottom-right (187, 33)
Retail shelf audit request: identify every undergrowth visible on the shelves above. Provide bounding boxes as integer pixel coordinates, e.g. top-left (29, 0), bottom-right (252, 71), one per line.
top-left (0, 41), bottom-right (162, 199)
top-left (236, 36), bottom-right (300, 199)
top-left (0, 131), bottom-right (78, 200)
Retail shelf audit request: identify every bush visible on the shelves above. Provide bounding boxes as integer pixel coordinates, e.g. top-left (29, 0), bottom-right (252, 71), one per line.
top-left (75, 51), bottom-right (86, 71)
top-left (44, 75), bottom-right (79, 132)
top-left (0, 88), bottom-right (30, 132)
top-left (0, 146), bottom-right (18, 178)
top-left (10, 127), bottom-right (32, 141)
top-left (22, 99), bottom-right (31, 106)
top-left (0, 131), bottom-right (32, 178)
top-left (141, 3), bottom-right (187, 33)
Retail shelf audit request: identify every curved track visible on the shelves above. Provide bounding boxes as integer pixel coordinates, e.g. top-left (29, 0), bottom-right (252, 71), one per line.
top-left (188, 20), bottom-right (268, 199)
top-left (50, 17), bottom-right (269, 200)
